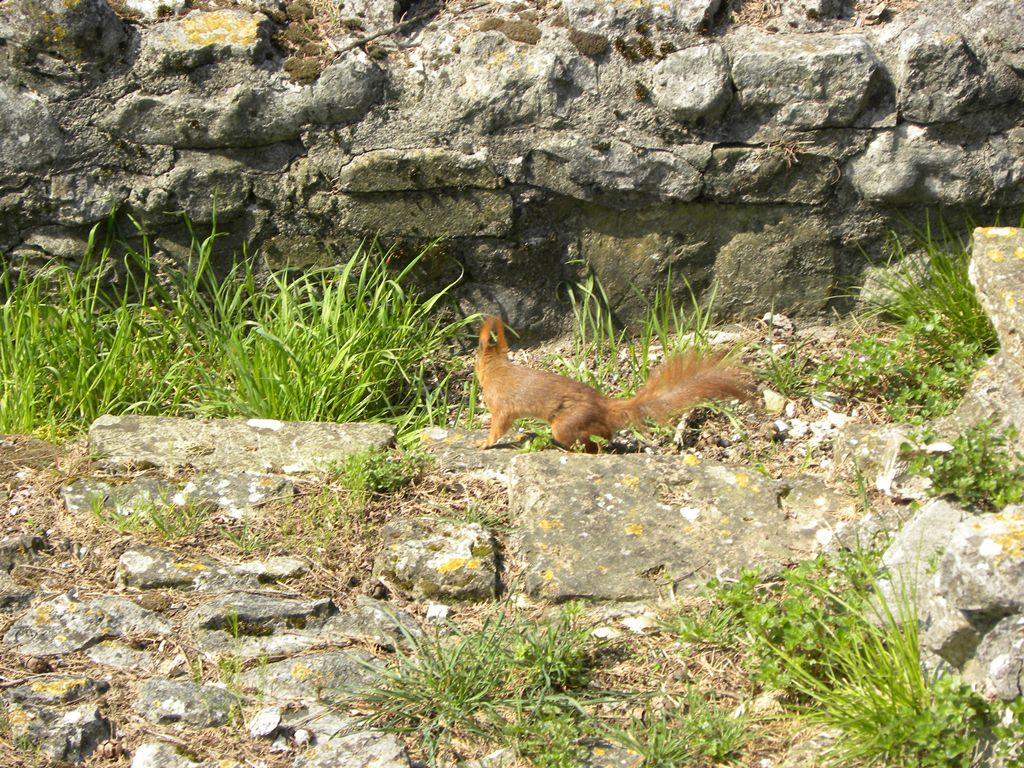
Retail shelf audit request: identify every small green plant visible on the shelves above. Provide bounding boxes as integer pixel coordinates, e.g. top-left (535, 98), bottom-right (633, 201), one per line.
top-left (605, 690), bottom-right (749, 767)
top-left (500, 703), bottom-right (590, 768)
top-left (351, 604), bottom-right (602, 764)
top-left (335, 447), bottom-right (432, 499)
top-left (909, 421), bottom-right (1024, 512)
top-left (219, 520), bottom-right (269, 554)
top-left (90, 492), bottom-right (209, 540)
top-left (819, 317), bottom-right (986, 424)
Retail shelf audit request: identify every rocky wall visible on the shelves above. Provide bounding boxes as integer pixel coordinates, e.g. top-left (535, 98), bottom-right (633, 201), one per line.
top-left (0, 0), bottom-right (1022, 337)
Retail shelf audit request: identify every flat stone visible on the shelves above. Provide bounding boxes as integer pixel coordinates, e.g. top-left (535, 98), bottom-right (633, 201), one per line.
top-left (374, 518), bottom-right (498, 601)
top-left (563, 0), bottom-right (720, 35)
top-left (241, 649), bottom-right (381, 701)
top-left (116, 545), bottom-right (257, 591)
top-left (335, 148), bottom-right (502, 191)
top-left (728, 30), bottom-right (882, 130)
top-left (0, 534), bottom-right (48, 572)
top-left (896, 19), bottom-right (985, 124)
top-left (293, 730), bottom-right (411, 768)
top-left (969, 614), bottom-right (1024, 699)
top-left (88, 415), bottom-right (394, 473)
top-left (134, 678), bottom-right (237, 727)
top-left (419, 426), bottom-right (523, 481)
top-left (0, 83), bottom-right (64, 172)
top-left (705, 146), bottom-right (838, 204)
top-left (322, 596), bottom-right (422, 650)
top-left (193, 592), bottom-right (335, 632)
top-left (651, 44), bottom-right (731, 122)
top-left (4, 701), bottom-right (110, 763)
top-left (85, 640), bottom-right (161, 673)
top-left (509, 452), bottom-right (854, 602)
top-left (3, 593), bottom-right (170, 656)
top-left (338, 189), bottom-right (514, 238)
top-left (7, 675), bottom-right (109, 706)
top-left (140, 9), bottom-right (271, 71)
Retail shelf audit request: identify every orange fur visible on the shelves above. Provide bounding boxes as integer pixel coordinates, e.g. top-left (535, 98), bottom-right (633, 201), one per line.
top-left (474, 315), bottom-right (751, 452)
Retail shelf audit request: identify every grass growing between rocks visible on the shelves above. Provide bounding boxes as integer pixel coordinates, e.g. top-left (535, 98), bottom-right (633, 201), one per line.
top-left (0, 217), bottom-right (473, 440)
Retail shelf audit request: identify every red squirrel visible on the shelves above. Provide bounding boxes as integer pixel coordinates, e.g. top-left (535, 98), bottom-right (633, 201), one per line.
top-left (474, 315), bottom-right (751, 452)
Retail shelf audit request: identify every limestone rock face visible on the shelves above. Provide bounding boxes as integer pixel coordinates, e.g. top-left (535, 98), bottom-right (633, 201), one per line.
top-left (2, 0), bottom-right (1024, 338)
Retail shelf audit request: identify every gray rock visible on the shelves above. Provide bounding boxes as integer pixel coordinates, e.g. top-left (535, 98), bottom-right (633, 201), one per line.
top-left (293, 730), bottom-right (411, 768)
top-left (563, 0), bottom-right (721, 35)
top-left (374, 518), bottom-right (498, 601)
top-left (3, 701), bottom-right (110, 763)
top-left (920, 506), bottom-right (1024, 689)
top-left (525, 139), bottom-right (704, 204)
top-left (134, 678), bottom-right (238, 726)
top-left (705, 146), bottom-right (838, 204)
top-left (712, 216), bottom-right (837, 319)
top-left (132, 741), bottom-right (208, 768)
top-left (0, 83), bottom-right (64, 172)
top-left (241, 649), bottom-right (380, 700)
top-left (139, 9), bottom-right (273, 73)
top-left (847, 125), bottom-right (994, 205)
top-left (969, 614), bottom-right (1024, 699)
top-left (88, 415), bottom-right (394, 473)
top-left (0, 533), bottom-right (48, 572)
top-left (509, 452), bottom-right (853, 601)
top-left (945, 228), bottom-right (1024, 453)
top-left (85, 640), bottom-right (161, 673)
top-left (335, 148), bottom-right (502, 192)
top-left (896, 20), bottom-right (986, 124)
top-left (832, 422), bottom-right (914, 495)
top-left (339, 0), bottom-right (400, 30)
top-left (728, 31), bottom-right (882, 130)
top-left (6, 675), bottom-right (109, 705)
top-left (0, 0), bottom-right (128, 65)
top-left (116, 545), bottom-right (308, 591)
top-left (192, 593), bottom-right (336, 633)
top-left (651, 44), bottom-right (731, 122)
top-left (337, 189), bottom-right (514, 238)
top-left (322, 596), bottom-right (422, 650)
top-left (419, 427), bottom-right (517, 482)
top-left (125, 0), bottom-right (189, 20)
top-left (0, 570), bottom-right (34, 612)
top-left (3, 593), bottom-right (170, 656)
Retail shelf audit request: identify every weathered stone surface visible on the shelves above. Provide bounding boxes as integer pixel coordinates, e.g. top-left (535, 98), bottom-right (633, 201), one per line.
top-left (0, 570), bottom-right (34, 612)
top-left (125, 0), bottom-right (189, 20)
top-left (131, 741), bottom-right (232, 768)
top-left (241, 649), bottom-right (380, 700)
top-left (833, 422), bottom-right (913, 495)
top-left (525, 139), bottom-right (705, 204)
top-left (7, 675), bottom-right (109, 706)
top-left (88, 415), bottom-right (394, 473)
top-left (0, 0), bottom-right (128, 65)
top-left (705, 147), bottom-right (838, 204)
top-left (116, 545), bottom-right (250, 590)
top-left (3, 593), bottom-right (170, 656)
top-left (85, 640), bottom-right (160, 672)
top-left (374, 518), bottom-right (498, 601)
top-left (563, 0), bottom-right (721, 35)
top-left (419, 427), bottom-right (516, 482)
top-left (0, 533), bottom-right (48, 572)
top-left (895, 19), bottom-right (990, 124)
top-left (335, 148), bottom-right (502, 192)
top-left (728, 31), bottom-right (882, 130)
top-left (946, 228), bottom-right (1024, 452)
top-left (712, 216), bottom-right (837, 319)
top-left (509, 452), bottom-right (854, 601)
top-left (323, 596), bottom-right (422, 650)
top-left (4, 701), bottom-right (110, 763)
top-left (919, 506), bottom-right (1024, 698)
top-left (294, 730), bottom-right (411, 768)
top-left (847, 125), bottom-right (995, 205)
top-left (139, 10), bottom-right (272, 72)
top-left (192, 593), bottom-right (335, 632)
top-left (134, 678), bottom-right (237, 726)
top-left (0, 83), bottom-right (64, 172)
top-left (337, 189), bottom-right (514, 238)
top-left (651, 44), bottom-right (731, 123)
top-left (969, 614), bottom-right (1024, 699)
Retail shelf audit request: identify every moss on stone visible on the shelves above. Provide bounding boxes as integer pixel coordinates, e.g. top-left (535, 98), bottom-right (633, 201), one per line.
top-left (568, 27), bottom-right (609, 57)
top-left (477, 17), bottom-right (542, 45)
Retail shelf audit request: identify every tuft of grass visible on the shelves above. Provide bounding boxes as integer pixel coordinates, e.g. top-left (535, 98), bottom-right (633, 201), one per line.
top-left (604, 690), bottom-right (749, 767)
top-left (909, 421), bottom-right (1024, 513)
top-left (0, 213), bottom-right (472, 438)
top-left (350, 603), bottom-right (603, 764)
top-left (89, 492), bottom-right (210, 541)
top-left (333, 447), bottom-right (432, 499)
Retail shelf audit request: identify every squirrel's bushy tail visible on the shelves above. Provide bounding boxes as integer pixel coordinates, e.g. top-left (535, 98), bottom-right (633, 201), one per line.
top-left (478, 315), bottom-right (509, 356)
top-left (607, 353), bottom-right (750, 429)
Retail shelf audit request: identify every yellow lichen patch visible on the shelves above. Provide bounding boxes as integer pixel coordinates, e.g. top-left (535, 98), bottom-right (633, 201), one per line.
top-left (184, 11), bottom-right (262, 48)
top-left (538, 518), bottom-right (563, 530)
top-left (987, 248), bottom-right (1005, 263)
top-left (437, 557), bottom-right (467, 574)
top-left (466, 558), bottom-right (482, 570)
top-left (174, 561), bottom-right (208, 571)
top-left (683, 453), bottom-right (701, 466)
top-left (542, 569), bottom-right (555, 581)
top-left (31, 677), bottom-right (87, 696)
top-left (979, 227), bottom-right (1016, 238)
top-left (624, 522), bottom-right (644, 536)
top-left (1006, 292), bottom-right (1017, 309)
top-left (734, 472), bottom-right (750, 488)
top-left (619, 474), bottom-right (640, 489)
top-left (290, 662), bottom-right (313, 681)
top-left (1015, 247), bottom-right (1024, 259)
